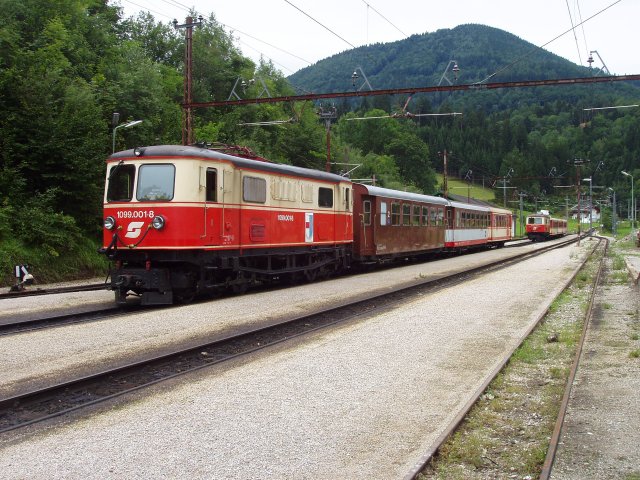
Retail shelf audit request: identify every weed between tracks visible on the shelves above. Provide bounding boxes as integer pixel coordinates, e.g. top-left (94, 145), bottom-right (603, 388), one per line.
top-left (419, 248), bottom-right (601, 480)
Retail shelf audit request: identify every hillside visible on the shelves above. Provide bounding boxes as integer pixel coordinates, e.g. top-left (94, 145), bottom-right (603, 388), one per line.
top-left (289, 24), bottom-right (640, 112)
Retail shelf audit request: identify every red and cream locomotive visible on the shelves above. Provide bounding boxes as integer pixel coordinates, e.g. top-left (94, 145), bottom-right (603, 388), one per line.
top-left (101, 145), bottom-right (352, 304)
top-left (525, 212), bottom-right (567, 242)
top-left (101, 144), bottom-right (516, 305)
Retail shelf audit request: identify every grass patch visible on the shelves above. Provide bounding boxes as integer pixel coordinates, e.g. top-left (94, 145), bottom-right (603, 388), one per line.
top-left (0, 236), bottom-right (108, 287)
top-left (630, 349), bottom-right (640, 359)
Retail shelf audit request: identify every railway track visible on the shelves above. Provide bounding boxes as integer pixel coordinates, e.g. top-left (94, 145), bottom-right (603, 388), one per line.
top-left (0, 236), bottom-right (580, 435)
top-left (0, 307), bottom-right (128, 337)
top-left (406, 235), bottom-right (606, 479)
top-left (0, 282), bottom-right (108, 300)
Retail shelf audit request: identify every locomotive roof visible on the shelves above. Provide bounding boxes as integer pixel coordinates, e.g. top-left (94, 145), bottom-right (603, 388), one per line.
top-left (109, 145), bottom-right (349, 184)
top-left (356, 184), bottom-right (449, 206)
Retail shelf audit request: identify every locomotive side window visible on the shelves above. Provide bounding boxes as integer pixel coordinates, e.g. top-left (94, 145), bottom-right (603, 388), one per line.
top-left (107, 164), bottom-right (135, 202)
top-left (363, 200), bottom-right (371, 226)
top-left (137, 164), bottom-right (175, 201)
top-left (318, 187), bottom-right (333, 208)
top-left (206, 168), bottom-right (217, 202)
top-left (344, 187), bottom-right (351, 211)
top-left (243, 176), bottom-right (267, 203)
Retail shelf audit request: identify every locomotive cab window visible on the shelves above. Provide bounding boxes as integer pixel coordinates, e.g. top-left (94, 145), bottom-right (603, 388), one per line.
top-left (107, 164), bottom-right (135, 202)
top-left (318, 187), bottom-right (333, 208)
top-left (137, 164), bottom-right (175, 201)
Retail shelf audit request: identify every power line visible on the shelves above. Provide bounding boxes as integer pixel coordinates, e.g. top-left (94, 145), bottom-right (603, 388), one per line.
top-left (478, 0), bottom-right (623, 84)
top-left (360, 0), bottom-right (407, 38)
top-left (565, 0), bottom-right (583, 65)
top-left (121, 0), bottom-right (176, 20)
top-left (283, 0), bottom-right (358, 50)
top-left (222, 22), bottom-right (313, 66)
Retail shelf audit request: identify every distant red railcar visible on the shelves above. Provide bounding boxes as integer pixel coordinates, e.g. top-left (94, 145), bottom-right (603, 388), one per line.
top-left (525, 213), bottom-right (567, 241)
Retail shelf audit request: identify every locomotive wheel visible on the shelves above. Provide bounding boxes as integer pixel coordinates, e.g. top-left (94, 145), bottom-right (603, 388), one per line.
top-left (304, 268), bottom-right (318, 283)
top-left (175, 288), bottom-right (196, 304)
top-left (230, 272), bottom-right (248, 295)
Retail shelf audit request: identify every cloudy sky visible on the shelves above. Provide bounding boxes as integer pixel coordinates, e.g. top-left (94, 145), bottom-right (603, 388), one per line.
top-left (117, 0), bottom-right (637, 78)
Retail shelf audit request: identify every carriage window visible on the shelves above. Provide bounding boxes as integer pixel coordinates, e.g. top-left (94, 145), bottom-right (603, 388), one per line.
top-left (380, 201), bottom-right (387, 226)
top-left (438, 208), bottom-right (444, 227)
top-left (318, 187), bottom-right (333, 208)
top-left (363, 200), bottom-right (371, 226)
top-left (412, 205), bottom-right (421, 226)
top-left (391, 202), bottom-right (401, 226)
top-left (137, 164), bottom-right (175, 201)
top-left (430, 207), bottom-right (437, 226)
top-left (243, 176), bottom-right (267, 203)
top-left (206, 168), bottom-right (217, 202)
top-left (402, 204), bottom-right (411, 226)
top-left (107, 164), bottom-right (136, 202)
top-left (422, 206), bottom-right (430, 226)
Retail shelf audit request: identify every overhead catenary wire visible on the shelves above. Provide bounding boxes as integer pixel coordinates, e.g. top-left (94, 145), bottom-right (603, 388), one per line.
top-left (477, 0), bottom-right (623, 84)
top-left (283, 0), bottom-right (358, 50)
top-left (565, 0), bottom-right (583, 65)
top-left (360, 0), bottom-right (408, 38)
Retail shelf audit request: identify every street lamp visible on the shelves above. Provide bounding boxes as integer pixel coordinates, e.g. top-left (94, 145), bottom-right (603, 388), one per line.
top-left (622, 170), bottom-right (635, 232)
top-left (112, 119), bottom-right (143, 153)
top-left (582, 177), bottom-right (593, 233)
top-left (609, 187), bottom-right (617, 236)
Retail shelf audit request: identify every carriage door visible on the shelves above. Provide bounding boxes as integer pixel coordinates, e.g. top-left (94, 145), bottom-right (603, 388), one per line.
top-left (359, 197), bottom-right (374, 255)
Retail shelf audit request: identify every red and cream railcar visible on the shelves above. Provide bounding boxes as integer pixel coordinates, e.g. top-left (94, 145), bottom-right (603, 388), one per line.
top-left (101, 145), bottom-right (353, 305)
top-left (352, 184), bottom-right (448, 263)
top-left (488, 207), bottom-right (515, 247)
top-left (525, 213), bottom-right (567, 242)
top-left (444, 201), bottom-right (493, 250)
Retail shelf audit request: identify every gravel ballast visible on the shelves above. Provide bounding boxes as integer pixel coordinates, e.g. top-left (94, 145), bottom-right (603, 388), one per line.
top-left (0, 241), bottom-right (565, 398)
top-left (0, 244), bottom-right (586, 479)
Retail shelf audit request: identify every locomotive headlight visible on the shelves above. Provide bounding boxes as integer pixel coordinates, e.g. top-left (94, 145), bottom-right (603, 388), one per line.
top-left (151, 215), bottom-right (165, 230)
top-left (104, 216), bottom-right (116, 230)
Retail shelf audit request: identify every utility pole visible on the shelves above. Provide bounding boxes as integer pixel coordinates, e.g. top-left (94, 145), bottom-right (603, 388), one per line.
top-left (318, 107), bottom-right (337, 172)
top-left (173, 15), bottom-right (203, 146)
top-left (518, 192), bottom-right (526, 237)
top-left (572, 158), bottom-right (589, 244)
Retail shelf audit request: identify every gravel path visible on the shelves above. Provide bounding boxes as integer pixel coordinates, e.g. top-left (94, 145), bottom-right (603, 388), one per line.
top-left (0, 243), bottom-right (586, 479)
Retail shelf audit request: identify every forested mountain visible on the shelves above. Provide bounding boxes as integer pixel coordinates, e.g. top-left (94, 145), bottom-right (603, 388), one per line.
top-left (289, 24), bottom-right (640, 210)
top-left (1, 2), bottom-right (639, 282)
top-left (290, 24), bottom-right (639, 112)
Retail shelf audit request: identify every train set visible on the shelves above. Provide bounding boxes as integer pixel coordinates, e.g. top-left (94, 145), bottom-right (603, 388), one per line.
top-left (100, 144), bottom-right (558, 305)
top-left (525, 212), bottom-right (568, 242)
